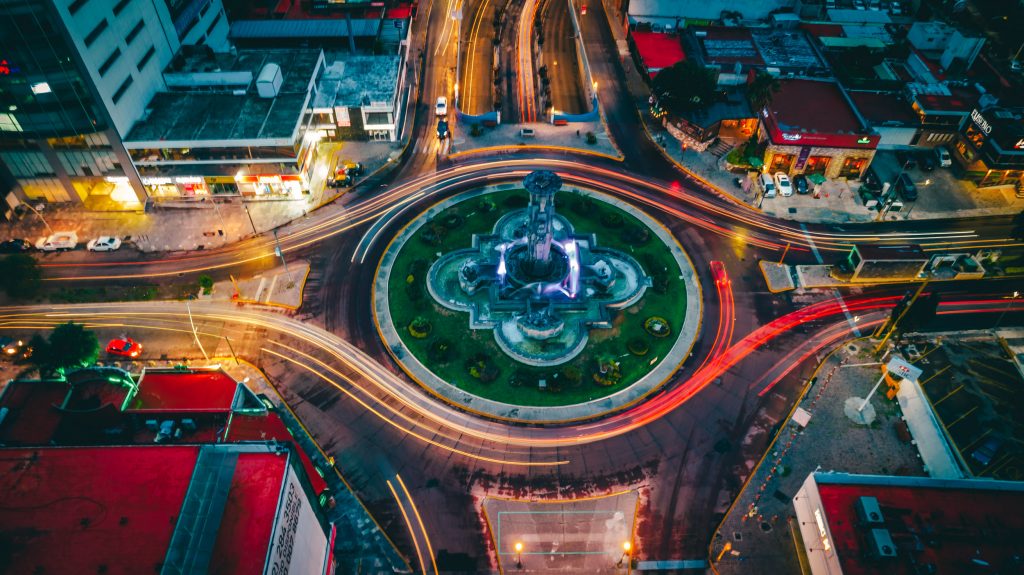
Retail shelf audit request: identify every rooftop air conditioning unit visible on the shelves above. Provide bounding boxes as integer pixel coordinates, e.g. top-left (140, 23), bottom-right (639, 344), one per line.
top-left (855, 496), bottom-right (885, 525)
top-left (868, 528), bottom-right (897, 559)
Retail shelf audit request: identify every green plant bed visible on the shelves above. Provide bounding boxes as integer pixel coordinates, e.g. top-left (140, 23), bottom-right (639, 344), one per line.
top-left (387, 189), bottom-right (688, 407)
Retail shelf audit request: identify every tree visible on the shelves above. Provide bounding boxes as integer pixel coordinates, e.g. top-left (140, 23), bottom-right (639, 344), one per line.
top-left (35, 322), bottom-right (99, 376)
top-left (747, 71), bottom-right (781, 110)
top-left (652, 60), bottom-right (718, 115)
top-left (0, 254), bottom-right (42, 299)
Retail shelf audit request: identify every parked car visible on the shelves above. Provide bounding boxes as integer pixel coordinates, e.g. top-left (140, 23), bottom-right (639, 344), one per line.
top-left (710, 261), bottom-right (730, 286)
top-left (0, 337), bottom-right (32, 361)
top-left (917, 151), bottom-right (936, 171)
top-left (35, 231), bottom-right (78, 252)
top-left (774, 172), bottom-right (793, 197)
top-left (87, 236), bottom-right (121, 252)
top-left (895, 150), bottom-right (916, 170)
top-left (0, 238), bottom-right (32, 253)
top-left (793, 174), bottom-right (810, 195)
top-left (935, 146), bottom-right (952, 167)
top-left (335, 161), bottom-right (363, 177)
top-left (760, 173), bottom-right (777, 198)
top-left (437, 119), bottom-right (449, 140)
top-left (895, 173), bottom-right (918, 201)
top-left (435, 96), bottom-right (448, 117)
top-left (106, 337), bottom-right (143, 358)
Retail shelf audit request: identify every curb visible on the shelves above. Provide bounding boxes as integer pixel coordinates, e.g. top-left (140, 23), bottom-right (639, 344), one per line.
top-left (230, 262), bottom-right (311, 311)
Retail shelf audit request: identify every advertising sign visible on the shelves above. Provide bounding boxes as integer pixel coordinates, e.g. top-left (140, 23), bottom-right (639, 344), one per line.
top-left (266, 467), bottom-right (329, 575)
top-left (885, 356), bottom-right (922, 382)
top-left (794, 146), bottom-right (812, 170)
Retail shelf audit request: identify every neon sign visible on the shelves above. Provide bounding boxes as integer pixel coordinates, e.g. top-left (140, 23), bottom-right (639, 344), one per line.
top-left (970, 109), bottom-right (992, 135)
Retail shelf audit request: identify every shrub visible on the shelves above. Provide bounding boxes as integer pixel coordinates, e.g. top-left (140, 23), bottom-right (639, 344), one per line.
top-left (621, 224), bottom-right (650, 245)
top-left (408, 316), bottom-right (432, 338)
top-left (198, 274), bottom-right (214, 295)
top-left (600, 211), bottom-right (624, 228)
top-left (560, 366), bottom-right (583, 387)
top-left (466, 353), bottom-right (499, 382)
top-left (643, 316), bottom-right (672, 338)
top-left (0, 254), bottom-right (41, 299)
top-left (585, 132), bottom-right (597, 145)
top-left (627, 338), bottom-right (650, 356)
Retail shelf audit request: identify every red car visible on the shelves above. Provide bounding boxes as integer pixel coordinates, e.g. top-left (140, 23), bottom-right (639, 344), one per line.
top-left (107, 337), bottom-right (143, 358)
top-left (710, 261), bottom-right (730, 286)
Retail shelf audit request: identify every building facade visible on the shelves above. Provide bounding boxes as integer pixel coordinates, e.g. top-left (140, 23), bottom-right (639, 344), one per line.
top-left (953, 106), bottom-right (1024, 194)
top-left (0, 0), bottom-right (230, 212)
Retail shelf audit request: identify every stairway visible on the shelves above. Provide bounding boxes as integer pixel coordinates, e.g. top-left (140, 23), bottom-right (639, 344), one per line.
top-left (709, 139), bottom-right (733, 158)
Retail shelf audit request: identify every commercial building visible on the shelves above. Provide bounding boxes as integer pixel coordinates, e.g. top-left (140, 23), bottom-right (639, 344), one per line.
top-left (123, 48), bottom-right (325, 199)
top-left (792, 472), bottom-right (1024, 575)
top-left (0, 0), bottom-right (230, 212)
top-left (311, 54), bottom-right (407, 142)
top-left (758, 79), bottom-right (879, 179)
top-left (684, 26), bottom-right (829, 85)
top-left (953, 106), bottom-right (1024, 194)
top-left (621, 0), bottom-right (794, 30)
top-left (629, 32), bottom-right (685, 79)
top-left (0, 365), bottom-right (337, 573)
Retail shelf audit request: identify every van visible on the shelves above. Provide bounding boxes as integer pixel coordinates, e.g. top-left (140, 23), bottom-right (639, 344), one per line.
top-left (895, 173), bottom-right (917, 201)
top-left (760, 173), bottom-right (777, 198)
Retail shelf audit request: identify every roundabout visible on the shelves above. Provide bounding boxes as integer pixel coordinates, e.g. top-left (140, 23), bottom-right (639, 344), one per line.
top-left (374, 170), bottom-right (702, 422)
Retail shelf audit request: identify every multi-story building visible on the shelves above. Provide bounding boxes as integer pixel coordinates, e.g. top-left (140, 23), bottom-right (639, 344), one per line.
top-left (0, 0), bottom-right (230, 212)
top-left (954, 106), bottom-right (1024, 194)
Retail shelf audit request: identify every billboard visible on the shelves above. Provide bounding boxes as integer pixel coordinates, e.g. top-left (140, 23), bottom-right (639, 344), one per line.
top-left (266, 466), bottom-right (330, 575)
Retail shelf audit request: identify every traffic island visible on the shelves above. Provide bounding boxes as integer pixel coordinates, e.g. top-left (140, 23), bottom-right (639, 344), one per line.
top-left (374, 175), bottom-right (702, 423)
top-left (214, 262), bottom-right (310, 310)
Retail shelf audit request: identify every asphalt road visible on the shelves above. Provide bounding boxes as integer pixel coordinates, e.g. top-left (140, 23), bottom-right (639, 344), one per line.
top-left (6, 0), bottom-right (1024, 571)
top-left (540, 0), bottom-right (588, 115)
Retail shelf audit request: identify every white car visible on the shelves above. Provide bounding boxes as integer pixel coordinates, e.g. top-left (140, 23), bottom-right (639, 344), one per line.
top-left (774, 172), bottom-right (793, 197)
top-left (35, 231), bottom-right (78, 252)
top-left (87, 236), bottom-right (122, 252)
top-left (435, 96), bottom-right (448, 117)
top-left (935, 146), bottom-right (952, 168)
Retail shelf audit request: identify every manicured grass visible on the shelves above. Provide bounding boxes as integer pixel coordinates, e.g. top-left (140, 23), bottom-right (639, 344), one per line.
top-left (387, 190), bottom-right (688, 407)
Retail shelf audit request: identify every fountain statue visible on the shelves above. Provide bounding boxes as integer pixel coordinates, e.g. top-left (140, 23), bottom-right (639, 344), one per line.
top-left (426, 170), bottom-right (650, 366)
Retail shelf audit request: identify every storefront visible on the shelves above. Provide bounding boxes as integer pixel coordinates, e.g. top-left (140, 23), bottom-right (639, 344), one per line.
top-left (234, 173), bottom-right (306, 197)
top-left (953, 107), bottom-right (1024, 191)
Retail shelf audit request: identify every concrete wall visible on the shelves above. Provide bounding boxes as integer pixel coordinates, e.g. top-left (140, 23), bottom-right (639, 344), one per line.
top-left (628, 0), bottom-right (795, 22)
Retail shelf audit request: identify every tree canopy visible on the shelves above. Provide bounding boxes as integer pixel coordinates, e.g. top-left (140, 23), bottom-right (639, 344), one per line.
top-left (32, 322), bottom-right (99, 377)
top-left (652, 60), bottom-right (719, 115)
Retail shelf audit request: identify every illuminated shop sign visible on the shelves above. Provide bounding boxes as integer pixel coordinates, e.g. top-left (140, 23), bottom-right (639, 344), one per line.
top-left (813, 508), bottom-right (832, 553)
top-left (174, 176), bottom-right (204, 184)
top-left (857, 137), bottom-right (871, 144)
top-left (142, 177), bottom-right (172, 185)
top-left (782, 133), bottom-right (802, 142)
top-left (970, 109), bottom-right (992, 135)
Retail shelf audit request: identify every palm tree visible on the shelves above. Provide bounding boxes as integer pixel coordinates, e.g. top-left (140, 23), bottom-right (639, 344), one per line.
top-left (747, 71), bottom-right (781, 110)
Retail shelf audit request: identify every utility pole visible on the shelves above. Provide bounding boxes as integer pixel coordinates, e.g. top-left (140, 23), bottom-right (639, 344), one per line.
top-left (241, 200), bottom-right (258, 236)
top-left (874, 277), bottom-right (929, 356)
top-left (273, 229), bottom-right (294, 286)
top-left (21, 202), bottom-right (54, 235)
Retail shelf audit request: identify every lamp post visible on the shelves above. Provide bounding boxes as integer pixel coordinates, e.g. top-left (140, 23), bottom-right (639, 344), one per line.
top-left (616, 541), bottom-right (631, 568)
top-left (241, 199), bottom-right (258, 236)
top-left (514, 542), bottom-right (523, 569)
top-left (994, 291), bottom-right (1021, 331)
top-left (21, 202), bottom-right (54, 235)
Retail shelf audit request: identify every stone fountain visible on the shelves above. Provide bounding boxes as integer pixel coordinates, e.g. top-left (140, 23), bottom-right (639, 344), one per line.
top-left (426, 170), bottom-right (650, 366)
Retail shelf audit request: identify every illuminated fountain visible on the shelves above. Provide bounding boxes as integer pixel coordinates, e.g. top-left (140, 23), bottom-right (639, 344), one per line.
top-left (427, 170), bottom-right (650, 366)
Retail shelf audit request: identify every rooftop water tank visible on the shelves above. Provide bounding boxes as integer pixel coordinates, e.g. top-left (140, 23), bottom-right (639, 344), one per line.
top-left (256, 63), bottom-right (282, 98)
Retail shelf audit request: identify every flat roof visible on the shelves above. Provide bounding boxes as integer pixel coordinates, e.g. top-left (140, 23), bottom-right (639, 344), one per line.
top-left (748, 28), bottom-right (824, 70)
top-left (811, 473), bottom-right (1024, 575)
top-left (694, 27), bottom-right (763, 66)
top-left (0, 445), bottom-right (291, 575)
top-left (230, 18), bottom-right (380, 39)
top-left (800, 23), bottom-right (846, 39)
top-left (0, 446), bottom-right (199, 574)
top-left (312, 55), bottom-right (401, 109)
top-left (767, 79), bottom-right (862, 134)
top-left (848, 91), bottom-right (918, 126)
top-left (130, 369), bottom-right (240, 412)
top-left (125, 49), bottom-right (322, 147)
top-left (912, 90), bottom-right (977, 113)
top-left (854, 244), bottom-right (927, 260)
top-left (0, 380), bottom-right (69, 444)
top-left (227, 0), bottom-right (388, 21)
top-left (631, 32), bottom-right (685, 78)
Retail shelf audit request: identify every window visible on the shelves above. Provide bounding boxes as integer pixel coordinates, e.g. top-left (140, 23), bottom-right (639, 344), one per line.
top-left (137, 45), bottom-right (155, 70)
top-left (113, 0), bottom-right (131, 15)
top-left (99, 48), bottom-right (121, 76)
top-left (126, 19), bottom-right (144, 44)
top-left (69, 0), bottom-right (91, 15)
top-left (85, 18), bottom-right (108, 46)
top-left (112, 74), bottom-right (133, 104)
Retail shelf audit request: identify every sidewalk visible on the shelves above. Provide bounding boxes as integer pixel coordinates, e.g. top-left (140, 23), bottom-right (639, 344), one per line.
top-left (710, 345), bottom-right (926, 574)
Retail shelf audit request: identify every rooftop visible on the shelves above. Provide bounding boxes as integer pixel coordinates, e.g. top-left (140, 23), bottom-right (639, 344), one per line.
top-left (693, 27), bottom-right (763, 66)
top-left (125, 49), bottom-right (322, 147)
top-left (848, 91), bottom-right (918, 126)
top-left (630, 32), bottom-right (686, 78)
top-left (129, 368), bottom-right (240, 412)
top-left (312, 55), bottom-right (401, 109)
top-left (230, 18), bottom-right (380, 40)
top-left (766, 79), bottom-right (863, 134)
top-left (225, 0), bottom-right (390, 21)
top-left (807, 472), bottom-right (1024, 575)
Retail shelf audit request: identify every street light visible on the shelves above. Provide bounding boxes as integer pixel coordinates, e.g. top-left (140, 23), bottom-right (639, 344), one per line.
top-left (514, 542), bottom-right (523, 569)
top-left (617, 541), bottom-right (631, 568)
top-left (994, 291), bottom-right (1021, 331)
top-left (20, 201), bottom-right (54, 235)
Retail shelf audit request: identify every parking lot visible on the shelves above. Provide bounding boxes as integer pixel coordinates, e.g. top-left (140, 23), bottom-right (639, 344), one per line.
top-left (756, 149), bottom-right (1024, 223)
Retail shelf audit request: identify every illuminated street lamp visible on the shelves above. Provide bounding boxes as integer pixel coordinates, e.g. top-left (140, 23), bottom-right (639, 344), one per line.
top-left (995, 291), bottom-right (1021, 331)
top-left (616, 541), bottom-right (631, 568)
top-left (514, 542), bottom-right (523, 569)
